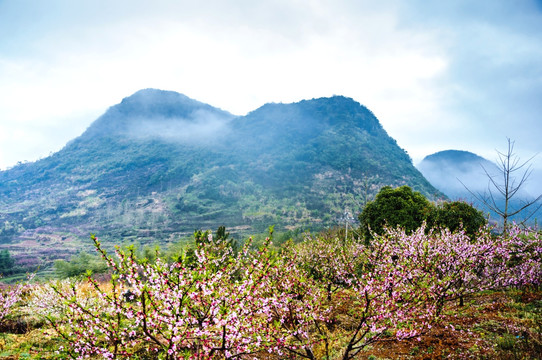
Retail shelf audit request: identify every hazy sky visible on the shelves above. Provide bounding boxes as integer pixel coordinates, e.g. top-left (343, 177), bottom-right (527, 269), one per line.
top-left (1, 0), bottom-right (542, 170)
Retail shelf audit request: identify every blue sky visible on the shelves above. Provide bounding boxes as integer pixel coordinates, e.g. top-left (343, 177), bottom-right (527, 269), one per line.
top-left (1, 0), bottom-right (541, 171)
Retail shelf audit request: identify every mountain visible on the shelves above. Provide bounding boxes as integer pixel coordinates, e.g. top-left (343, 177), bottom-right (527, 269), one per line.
top-left (417, 150), bottom-right (497, 200)
top-left (417, 149), bottom-right (541, 225)
top-left (0, 89), bottom-right (441, 270)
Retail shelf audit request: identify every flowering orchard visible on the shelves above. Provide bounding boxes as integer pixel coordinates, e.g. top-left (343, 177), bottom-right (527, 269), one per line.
top-left (0, 272), bottom-right (35, 327)
top-left (24, 225), bottom-right (542, 359)
top-left (0, 283), bottom-right (23, 324)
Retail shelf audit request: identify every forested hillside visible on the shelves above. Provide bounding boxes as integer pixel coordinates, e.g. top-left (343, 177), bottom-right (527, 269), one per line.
top-left (0, 89), bottom-right (440, 272)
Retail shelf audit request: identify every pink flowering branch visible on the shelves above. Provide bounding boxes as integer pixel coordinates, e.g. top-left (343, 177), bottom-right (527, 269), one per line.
top-left (0, 283), bottom-right (23, 324)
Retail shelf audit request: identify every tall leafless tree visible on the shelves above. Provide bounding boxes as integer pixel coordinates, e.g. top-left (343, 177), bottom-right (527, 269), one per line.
top-left (465, 138), bottom-right (542, 233)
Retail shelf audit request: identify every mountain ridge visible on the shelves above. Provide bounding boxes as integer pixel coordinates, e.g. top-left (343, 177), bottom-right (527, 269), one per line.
top-left (0, 89), bottom-right (442, 272)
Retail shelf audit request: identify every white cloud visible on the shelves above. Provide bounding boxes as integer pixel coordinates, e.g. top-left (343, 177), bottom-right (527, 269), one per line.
top-left (0, 0), bottom-right (541, 175)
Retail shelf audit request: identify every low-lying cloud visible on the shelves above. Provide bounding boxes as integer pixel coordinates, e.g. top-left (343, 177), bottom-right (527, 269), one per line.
top-left (126, 109), bottom-right (233, 145)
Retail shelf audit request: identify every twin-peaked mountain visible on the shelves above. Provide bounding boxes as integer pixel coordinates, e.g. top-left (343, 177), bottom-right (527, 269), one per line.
top-left (0, 89), bottom-right (440, 250)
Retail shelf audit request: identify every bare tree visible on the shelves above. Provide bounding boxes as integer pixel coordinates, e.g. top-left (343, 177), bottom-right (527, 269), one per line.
top-left (465, 138), bottom-right (542, 233)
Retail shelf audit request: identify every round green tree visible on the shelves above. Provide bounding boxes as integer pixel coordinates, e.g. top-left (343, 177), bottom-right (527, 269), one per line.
top-left (0, 249), bottom-right (15, 276)
top-left (427, 201), bottom-right (487, 239)
top-left (359, 185), bottom-right (433, 241)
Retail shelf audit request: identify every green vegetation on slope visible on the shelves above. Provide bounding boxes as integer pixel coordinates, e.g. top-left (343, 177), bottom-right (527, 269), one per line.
top-left (0, 89), bottom-right (442, 272)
